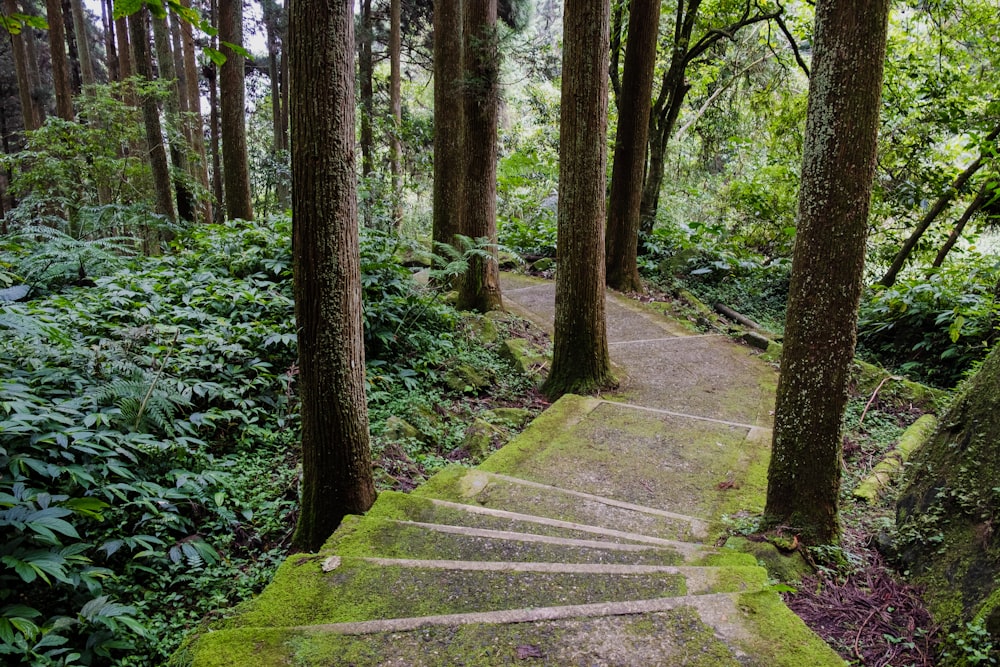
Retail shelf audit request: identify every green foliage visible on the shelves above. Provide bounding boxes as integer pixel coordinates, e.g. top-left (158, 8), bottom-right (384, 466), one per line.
top-left (857, 257), bottom-right (1000, 387)
top-left (941, 620), bottom-right (998, 666)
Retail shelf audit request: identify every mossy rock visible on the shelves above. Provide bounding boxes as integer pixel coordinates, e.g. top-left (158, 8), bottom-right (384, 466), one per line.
top-left (483, 407), bottom-right (533, 429)
top-left (531, 257), bottom-right (554, 272)
top-left (500, 338), bottom-right (549, 382)
top-left (462, 417), bottom-right (504, 459)
top-left (444, 363), bottom-right (490, 393)
top-left (724, 537), bottom-right (813, 584)
top-left (464, 314), bottom-right (499, 344)
top-left (383, 416), bottom-right (420, 441)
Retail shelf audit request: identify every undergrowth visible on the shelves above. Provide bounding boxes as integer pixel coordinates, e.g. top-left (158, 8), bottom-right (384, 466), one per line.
top-left (0, 217), bottom-right (543, 665)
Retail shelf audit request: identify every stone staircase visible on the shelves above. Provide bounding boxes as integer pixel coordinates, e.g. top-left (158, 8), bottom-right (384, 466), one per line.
top-left (171, 276), bottom-right (846, 666)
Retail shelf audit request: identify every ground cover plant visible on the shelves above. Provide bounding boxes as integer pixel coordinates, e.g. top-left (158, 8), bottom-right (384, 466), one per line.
top-left (0, 217), bottom-right (544, 666)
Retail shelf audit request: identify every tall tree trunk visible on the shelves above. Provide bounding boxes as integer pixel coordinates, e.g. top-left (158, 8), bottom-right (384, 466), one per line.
top-left (263, 0), bottom-right (288, 209)
top-left (931, 182), bottom-right (993, 269)
top-left (358, 0), bottom-right (373, 182)
top-left (180, 0), bottom-right (212, 223)
top-left (877, 126), bottom-right (999, 287)
top-left (542, 0), bottom-right (615, 399)
top-left (456, 0), bottom-right (503, 313)
top-left (61, 0), bottom-right (81, 94)
top-left (115, 10), bottom-right (132, 80)
top-left (45, 0), bottom-right (74, 119)
top-left (128, 6), bottom-right (176, 226)
top-left (5, 0), bottom-right (42, 131)
top-left (389, 0), bottom-right (403, 227)
top-left (289, 0), bottom-right (377, 553)
top-left (219, 0), bottom-right (253, 220)
top-left (605, 0), bottom-right (660, 292)
top-left (152, 14), bottom-right (194, 221)
top-left (22, 11), bottom-right (46, 123)
top-left (68, 0), bottom-right (93, 87)
top-left (209, 59), bottom-right (224, 222)
top-left (432, 0), bottom-right (464, 254)
top-left (763, 0), bottom-right (889, 545)
top-left (101, 0), bottom-right (119, 81)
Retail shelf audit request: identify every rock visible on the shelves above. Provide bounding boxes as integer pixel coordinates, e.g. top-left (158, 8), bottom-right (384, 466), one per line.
top-left (465, 315), bottom-right (498, 345)
top-left (444, 363), bottom-right (490, 393)
top-left (725, 536), bottom-right (813, 584)
top-left (384, 416), bottom-right (420, 441)
top-left (501, 338), bottom-right (549, 384)
top-left (531, 257), bottom-right (554, 272)
top-left (462, 418), bottom-right (503, 459)
top-left (484, 407), bottom-right (533, 429)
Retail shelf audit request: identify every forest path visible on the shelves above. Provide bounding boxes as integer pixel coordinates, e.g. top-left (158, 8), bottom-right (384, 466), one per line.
top-left (174, 275), bottom-right (843, 666)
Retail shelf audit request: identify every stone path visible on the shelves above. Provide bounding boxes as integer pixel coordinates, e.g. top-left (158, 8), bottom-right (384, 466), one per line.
top-left (173, 275), bottom-right (844, 666)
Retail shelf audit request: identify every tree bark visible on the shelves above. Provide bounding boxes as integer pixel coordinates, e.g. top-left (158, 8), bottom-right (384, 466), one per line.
top-left (456, 0), bottom-right (503, 312)
top-left (128, 6), bottom-right (176, 226)
top-left (68, 0), bottom-right (93, 87)
top-left (101, 0), bottom-right (119, 81)
top-left (61, 0), bottom-right (81, 94)
top-left (152, 13), bottom-right (194, 221)
top-left (605, 0), bottom-right (660, 292)
top-left (289, 0), bottom-right (377, 553)
top-left (45, 0), bottom-right (74, 120)
top-left (542, 0), bottom-right (615, 399)
top-left (877, 125), bottom-right (1000, 287)
top-left (262, 0), bottom-right (288, 208)
top-left (5, 0), bottom-right (42, 131)
top-left (219, 0), bottom-right (254, 220)
top-left (389, 0), bottom-right (403, 227)
top-left (931, 182), bottom-right (992, 269)
top-left (763, 0), bottom-right (889, 545)
top-left (358, 0), bottom-right (373, 183)
top-left (432, 0), bottom-right (464, 254)
top-left (22, 9), bottom-right (46, 122)
top-left (179, 0), bottom-right (213, 223)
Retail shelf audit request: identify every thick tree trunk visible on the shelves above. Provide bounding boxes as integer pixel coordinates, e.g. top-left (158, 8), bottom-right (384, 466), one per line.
top-left (179, 0), bottom-right (213, 223)
top-left (289, 0), bottom-right (377, 553)
top-left (605, 0), bottom-right (660, 292)
top-left (45, 0), bottom-right (74, 120)
top-left (456, 0), bottom-right (503, 312)
top-left (219, 0), bottom-right (254, 220)
top-left (389, 0), bottom-right (403, 227)
top-left (877, 127), bottom-right (999, 287)
top-left (542, 0), bottom-right (615, 399)
top-left (5, 0), bottom-right (42, 131)
top-left (763, 0), bottom-right (889, 545)
top-left (432, 0), bottom-right (464, 253)
top-left (128, 7), bottom-right (176, 226)
top-left (931, 182), bottom-right (992, 269)
top-left (152, 14), bottom-right (194, 222)
top-left (61, 0), bottom-right (81, 94)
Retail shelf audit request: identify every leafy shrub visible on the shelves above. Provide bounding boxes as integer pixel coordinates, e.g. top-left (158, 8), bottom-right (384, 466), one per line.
top-left (857, 258), bottom-right (1000, 387)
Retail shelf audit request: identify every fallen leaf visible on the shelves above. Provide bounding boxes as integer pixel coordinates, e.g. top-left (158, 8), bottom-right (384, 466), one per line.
top-left (321, 556), bottom-right (341, 572)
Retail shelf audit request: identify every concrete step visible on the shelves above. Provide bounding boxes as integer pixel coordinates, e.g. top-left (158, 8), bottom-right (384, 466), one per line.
top-left (326, 491), bottom-right (757, 567)
top-left (179, 590), bottom-right (846, 667)
top-left (225, 555), bottom-right (769, 629)
top-left (414, 467), bottom-right (710, 542)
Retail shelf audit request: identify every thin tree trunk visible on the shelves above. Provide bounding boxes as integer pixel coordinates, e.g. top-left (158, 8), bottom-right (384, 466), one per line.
top-left (128, 7), bottom-right (176, 227)
top-left (69, 0), bottom-right (94, 87)
top-left (289, 0), bottom-right (377, 553)
top-left (457, 0), bottom-right (503, 313)
top-left (22, 10), bottom-right (45, 123)
top-left (209, 57), bottom-right (224, 222)
top-left (878, 126), bottom-right (999, 287)
top-left (358, 0), bottom-right (373, 182)
top-left (45, 0), bottom-right (74, 120)
top-left (61, 0), bottom-right (81, 94)
top-left (102, 0), bottom-right (119, 81)
top-left (605, 0), bottom-right (660, 292)
top-left (219, 0), bottom-right (253, 220)
top-left (5, 0), bottom-right (42, 131)
top-left (542, 0), bottom-right (615, 399)
top-left (763, 0), bottom-right (889, 545)
top-left (931, 183), bottom-right (992, 269)
top-left (389, 0), bottom-right (403, 227)
top-left (263, 0), bottom-right (288, 209)
top-left (179, 0), bottom-right (212, 223)
top-left (432, 0), bottom-right (464, 254)
top-left (152, 14), bottom-right (194, 221)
